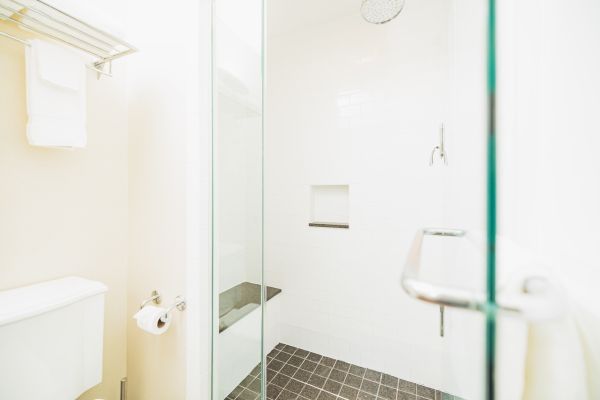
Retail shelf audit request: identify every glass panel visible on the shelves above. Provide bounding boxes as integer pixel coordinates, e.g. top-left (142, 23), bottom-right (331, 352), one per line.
top-left (263, 1), bottom-right (490, 400)
top-left (212, 0), bottom-right (264, 399)
top-left (496, 0), bottom-right (600, 399)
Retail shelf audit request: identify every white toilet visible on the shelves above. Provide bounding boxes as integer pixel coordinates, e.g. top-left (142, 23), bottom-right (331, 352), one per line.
top-left (0, 277), bottom-right (108, 400)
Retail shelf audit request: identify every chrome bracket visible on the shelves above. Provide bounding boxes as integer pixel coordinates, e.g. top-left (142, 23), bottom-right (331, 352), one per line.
top-left (430, 124), bottom-right (448, 166)
top-left (140, 290), bottom-right (161, 309)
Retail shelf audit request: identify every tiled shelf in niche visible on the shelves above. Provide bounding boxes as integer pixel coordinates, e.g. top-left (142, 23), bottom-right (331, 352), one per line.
top-left (309, 185), bottom-right (349, 229)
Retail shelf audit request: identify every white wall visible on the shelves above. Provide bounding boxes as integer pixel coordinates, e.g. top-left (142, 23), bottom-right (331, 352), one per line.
top-left (265, 0), bottom-right (487, 397)
top-left (497, 0), bottom-right (600, 397)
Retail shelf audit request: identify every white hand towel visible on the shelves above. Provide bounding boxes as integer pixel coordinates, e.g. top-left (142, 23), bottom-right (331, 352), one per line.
top-left (25, 39), bottom-right (87, 148)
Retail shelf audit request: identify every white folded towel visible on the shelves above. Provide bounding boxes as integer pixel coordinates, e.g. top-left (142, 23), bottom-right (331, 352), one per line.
top-left (25, 39), bottom-right (87, 148)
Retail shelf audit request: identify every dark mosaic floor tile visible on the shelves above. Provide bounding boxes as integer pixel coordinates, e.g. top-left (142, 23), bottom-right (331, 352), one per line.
top-left (320, 357), bottom-right (336, 367)
top-left (272, 373), bottom-right (292, 388)
top-left (360, 379), bottom-right (379, 395)
top-left (286, 378), bottom-right (305, 394)
top-left (307, 352), bottom-right (323, 363)
top-left (357, 391), bottom-right (376, 400)
top-left (314, 364), bottom-right (332, 378)
top-left (381, 374), bottom-right (398, 389)
top-left (248, 378), bottom-right (261, 392)
top-left (323, 379), bottom-right (342, 395)
top-left (417, 385), bottom-right (435, 399)
top-left (317, 391), bottom-right (336, 400)
top-left (329, 368), bottom-right (347, 383)
top-left (339, 385), bottom-right (359, 400)
top-left (269, 359), bottom-right (285, 371)
top-left (241, 375), bottom-right (255, 388)
top-left (275, 352), bottom-right (292, 363)
top-left (300, 385), bottom-right (321, 400)
top-left (267, 384), bottom-right (283, 400)
top-left (345, 374), bottom-right (362, 389)
top-left (229, 386), bottom-right (244, 399)
top-left (364, 370), bottom-right (382, 383)
top-left (237, 389), bottom-right (259, 400)
top-left (295, 349), bottom-right (310, 358)
top-left (377, 385), bottom-right (397, 400)
top-left (308, 374), bottom-right (327, 389)
top-left (250, 365), bottom-right (261, 377)
top-left (289, 356), bottom-right (305, 367)
top-left (279, 390), bottom-right (299, 400)
top-left (281, 364), bottom-right (300, 377)
top-left (257, 344), bottom-right (457, 400)
top-left (398, 380), bottom-right (416, 394)
top-left (349, 365), bottom-right (366, 377)
top-left (294, 368), bottom-right (312, 383)
top-left (300, 360), bottom-right (318, 373)
top-left (397, 392), bottom-right (416, 400)
top-left (334, 360), bottom-right (351, 372)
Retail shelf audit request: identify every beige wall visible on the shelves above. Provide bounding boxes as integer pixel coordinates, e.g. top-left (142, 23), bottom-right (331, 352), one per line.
top-left (0, 20), bottom-right (128, 400)
top-left (126, 0), bottom-right (211, 399)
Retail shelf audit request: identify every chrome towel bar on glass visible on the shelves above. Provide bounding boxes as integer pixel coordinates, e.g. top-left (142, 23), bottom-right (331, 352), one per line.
top-left (401, 228), bottom-right (528, 315)
top-left (401, 228), bottom-right (488, 312)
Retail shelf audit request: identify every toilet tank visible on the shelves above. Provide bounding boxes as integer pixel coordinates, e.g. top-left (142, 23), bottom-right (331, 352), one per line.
top-left (0, 277), bottom-right (108, 400)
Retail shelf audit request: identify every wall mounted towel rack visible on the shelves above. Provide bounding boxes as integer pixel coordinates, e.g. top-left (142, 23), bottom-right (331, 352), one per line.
top-left (0, 0), bottom-right (136, 78)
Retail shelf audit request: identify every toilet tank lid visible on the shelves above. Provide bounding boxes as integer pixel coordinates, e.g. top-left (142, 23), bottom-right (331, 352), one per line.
top-left (0, 277), bottom-right (108, 327)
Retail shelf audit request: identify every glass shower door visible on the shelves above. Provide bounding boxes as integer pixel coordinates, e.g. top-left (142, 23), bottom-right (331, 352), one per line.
top-left (211, 0), bottom-right (265, 399)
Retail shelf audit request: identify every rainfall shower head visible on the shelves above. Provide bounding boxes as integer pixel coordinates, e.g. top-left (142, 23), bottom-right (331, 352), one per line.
top-left (360, 0), bottom-right (405, 24)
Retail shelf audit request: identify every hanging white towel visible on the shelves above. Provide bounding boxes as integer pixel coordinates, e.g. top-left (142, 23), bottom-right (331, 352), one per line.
top-left (25, 39), bottom-right (87, 148)
top-left (495, 238), bottom-right (592, 400)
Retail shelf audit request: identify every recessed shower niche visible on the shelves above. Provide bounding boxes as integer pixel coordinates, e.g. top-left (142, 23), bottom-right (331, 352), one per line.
top-left (309, 185), bottom-right (349, 229)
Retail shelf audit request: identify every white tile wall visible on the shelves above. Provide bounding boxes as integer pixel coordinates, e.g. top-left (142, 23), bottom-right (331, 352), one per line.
top-left (265, 0), bottom-right (487, 398)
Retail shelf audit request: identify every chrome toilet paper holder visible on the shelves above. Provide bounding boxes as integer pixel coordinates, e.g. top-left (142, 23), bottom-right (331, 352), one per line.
top-left (160, 296), bottom-right (186, 322)
top-left (140, 290), bottom-right (186, 322)
top-left (140, 290), bottom-right (162, 309)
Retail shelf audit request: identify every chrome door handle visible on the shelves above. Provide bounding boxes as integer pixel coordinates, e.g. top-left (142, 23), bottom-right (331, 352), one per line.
top-left (400, 228), bottom-right (562, 320)
top-left (401, 228), bottom-right (487, 312)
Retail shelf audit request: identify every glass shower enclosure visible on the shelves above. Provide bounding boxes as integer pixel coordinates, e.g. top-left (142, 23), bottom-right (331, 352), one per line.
top-left (212, 1), bottom-right (497, 399)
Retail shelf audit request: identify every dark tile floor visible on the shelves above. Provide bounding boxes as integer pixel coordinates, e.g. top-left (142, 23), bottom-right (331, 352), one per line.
top-left (226, 343), bottom-right (465, 400)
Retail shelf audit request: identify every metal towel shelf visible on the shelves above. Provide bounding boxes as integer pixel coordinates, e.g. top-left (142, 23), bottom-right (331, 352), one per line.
top-left (0, 0), bottom-right (136, 78)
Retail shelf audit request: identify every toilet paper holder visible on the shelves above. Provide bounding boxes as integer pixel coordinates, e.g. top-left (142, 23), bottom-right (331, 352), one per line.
top-left (160, 296), bottom-right (186, 322)
top-left (140, 290), bottom-right (162, 309)
top-left (140, 290), bottom-right (186, 322)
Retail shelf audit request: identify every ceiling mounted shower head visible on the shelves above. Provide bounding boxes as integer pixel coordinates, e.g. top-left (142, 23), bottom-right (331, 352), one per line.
top-left (361, 0), bottom-right (405, 24)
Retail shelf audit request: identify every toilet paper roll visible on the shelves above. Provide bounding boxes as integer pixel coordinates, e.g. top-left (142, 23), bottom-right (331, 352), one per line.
top-left (133, 305), bottom-right (171, 335)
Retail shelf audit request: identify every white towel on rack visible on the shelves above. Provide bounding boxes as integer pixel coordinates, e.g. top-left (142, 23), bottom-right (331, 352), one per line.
top-left (25, 39), bottom-right (87, 148)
